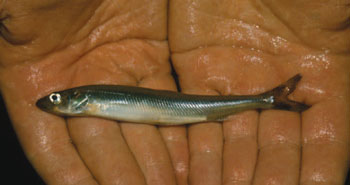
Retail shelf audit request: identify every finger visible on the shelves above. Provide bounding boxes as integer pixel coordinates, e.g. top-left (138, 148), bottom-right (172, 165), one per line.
top-left (222, 111), bottom-right (258, 185)
top-left (121, 124), bottom-right (177, 185)
top-left (301, 98), bottom-right (349, 185)
top-left (68, 118), bottom-right (146, 185)
top-left (188, 122), bottom-right (223, 185)
top-left (141, 74), bottom-right (189, 185)
top-left (253, 110), bottom-right (301, 185)
top-left (159, 126), bottom-right (189, 185)
top-left (171, 52), bottom-right (224, 185)
top-left (120, 75), bottom-right (179, 185)
top-left (1, 89), bottom-right (98, 185)
top-left (171, 51), bottom-right (228, 185)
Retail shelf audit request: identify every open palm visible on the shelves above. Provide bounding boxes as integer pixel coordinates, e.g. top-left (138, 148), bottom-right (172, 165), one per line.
top-left (0, 0), bottom-right (349, 185)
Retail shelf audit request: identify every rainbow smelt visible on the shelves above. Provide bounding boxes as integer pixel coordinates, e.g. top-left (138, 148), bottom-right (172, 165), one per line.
top-left (36, 74), bottom-right (309, 125)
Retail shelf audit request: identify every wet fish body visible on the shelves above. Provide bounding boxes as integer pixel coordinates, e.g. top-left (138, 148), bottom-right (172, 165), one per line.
top-left (36, 75), bottom-right (309, 125)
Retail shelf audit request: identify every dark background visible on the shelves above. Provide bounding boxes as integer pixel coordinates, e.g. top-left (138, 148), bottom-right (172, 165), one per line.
top-left (1, 95), bottom-right (349, 185)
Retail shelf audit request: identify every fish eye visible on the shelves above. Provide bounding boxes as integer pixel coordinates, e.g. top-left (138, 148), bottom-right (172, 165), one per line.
top-left (49, 93), bottom-right (61, 104)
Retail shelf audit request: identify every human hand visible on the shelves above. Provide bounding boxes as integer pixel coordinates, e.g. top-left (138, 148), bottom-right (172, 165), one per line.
top-left (169, 0), bottom-right (349, 184)
top-left (0, 1), bottom-right (187, 185)
top-left (1, 0), bottom-right (349, 185)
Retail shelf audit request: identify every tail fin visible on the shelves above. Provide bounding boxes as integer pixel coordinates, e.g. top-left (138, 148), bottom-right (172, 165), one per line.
top-left (264, 74), bottom-right (310, 112)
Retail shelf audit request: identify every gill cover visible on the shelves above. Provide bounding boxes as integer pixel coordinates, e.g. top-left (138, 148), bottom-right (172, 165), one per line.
top-left (69, 91), bottom-right (89, 112)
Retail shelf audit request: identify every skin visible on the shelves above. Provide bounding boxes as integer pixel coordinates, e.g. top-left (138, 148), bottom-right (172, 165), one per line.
top-left (0, 0), bottom-right (349, 185)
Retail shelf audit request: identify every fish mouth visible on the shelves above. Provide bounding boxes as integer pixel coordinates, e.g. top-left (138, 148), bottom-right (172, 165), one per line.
top-left (36, 96), bottom-right (59, 115)
top-left (36, 96), bottom-right (49, 110)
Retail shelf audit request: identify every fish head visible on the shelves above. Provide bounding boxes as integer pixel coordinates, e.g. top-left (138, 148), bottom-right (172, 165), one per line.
top-left (36, 89), bottom-right (88, 116)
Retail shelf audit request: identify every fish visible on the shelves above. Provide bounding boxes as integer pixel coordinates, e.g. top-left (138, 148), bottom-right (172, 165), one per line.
top-left (36, 74), bottom-right (310, 125)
